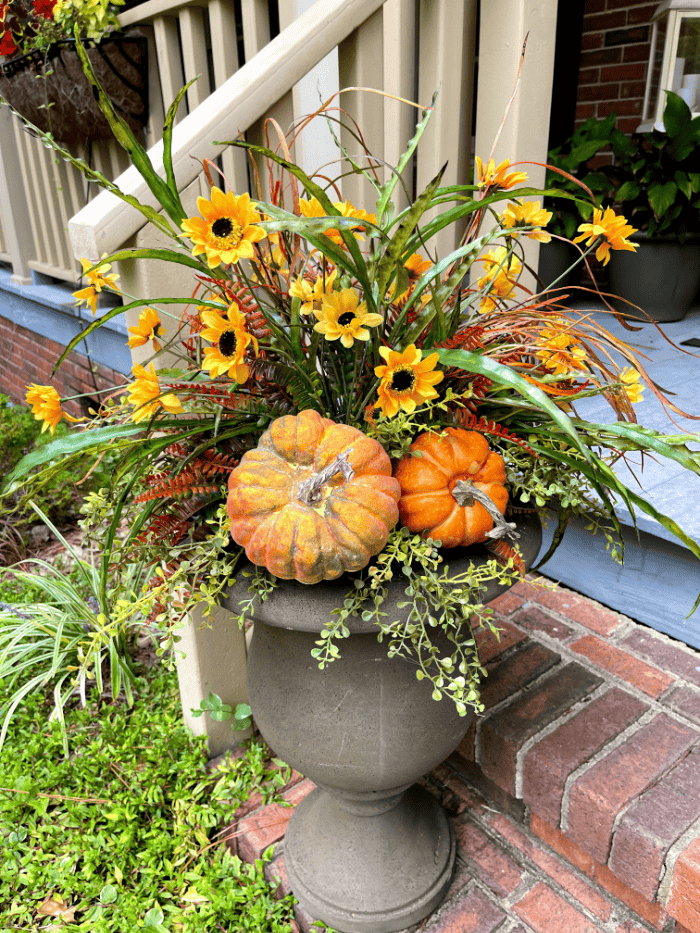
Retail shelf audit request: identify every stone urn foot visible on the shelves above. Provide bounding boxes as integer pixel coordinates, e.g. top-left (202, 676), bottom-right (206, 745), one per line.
top-left (285, 783), bottom-right (455, 933)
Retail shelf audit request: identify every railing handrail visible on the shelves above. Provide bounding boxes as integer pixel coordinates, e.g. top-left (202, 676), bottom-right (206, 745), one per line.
top-left (69, 0), bottom-right (386, 260)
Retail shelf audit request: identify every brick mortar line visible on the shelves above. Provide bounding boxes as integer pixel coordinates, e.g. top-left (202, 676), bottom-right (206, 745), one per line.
top-left (658, 813), bottom-right (700, 906)
top-left (473, 660), bottom-right (570, 766)
top-left (559, 707), bottom-right (659, 834)
top-left (507, 612), bottom-right (700, 731)
top-left (513, 682), bottom-right (612, 800)
top-left (464, 807), bottom-right (629, 932)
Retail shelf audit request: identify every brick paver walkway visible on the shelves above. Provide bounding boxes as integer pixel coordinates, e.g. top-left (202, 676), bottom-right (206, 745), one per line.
top-left (220, 573), bottom-right (700, 933)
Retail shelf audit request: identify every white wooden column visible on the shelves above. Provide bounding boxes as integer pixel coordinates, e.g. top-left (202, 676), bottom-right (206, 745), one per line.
top-left (474, 0), bottom-right (558, 292)
top-left (411, 0), bottom-right (477, 260)
top-left (0, 108), bottom-right (33, 284)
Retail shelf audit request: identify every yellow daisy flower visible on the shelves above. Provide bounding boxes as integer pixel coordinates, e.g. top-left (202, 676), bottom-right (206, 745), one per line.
top-left (374, 344), bottom-right (444, 418)
top-left (500, 201), bottom-right (553, 242)
top-left (124, 363), bottom-right (184, 423)
top-left (476, 247), bottom-right (522, 313)
top-left (25, 384), bottom-right (79, 434)
top-left (289, 267), bottom-right (337, 315)
top-left (313, 289), bottom-right (383, 348)
top-left (390, 253), bottom-right (433, 307)
top-left (127, 307), bottom-right (165, 351)
top-left (299, 197), bottom-right (376, 246)
top-left (573, 208), bottom-right (638, 266)
top-left (476, 157), bottom-right (528, 191)
top-left (73, 256), bottom-right (120, 316)
top-left (181, 188), bottom-right (267, 269)
top-left (535, 318), bottom-right (588, 374)
top-left (200, 303), bottom-right (258, 382)
top-left (620, 367), bottom-right (645, 404)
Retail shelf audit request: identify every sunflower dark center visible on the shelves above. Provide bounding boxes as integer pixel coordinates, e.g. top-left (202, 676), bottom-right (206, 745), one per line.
top-left (338, 311), bottom-right (356, 327)
top-left (218, 329), bottom-right (238, 358)
top-left (212, 217), bottom-right (235, 238)
top-left (390, 367), bottom-right (416, 393)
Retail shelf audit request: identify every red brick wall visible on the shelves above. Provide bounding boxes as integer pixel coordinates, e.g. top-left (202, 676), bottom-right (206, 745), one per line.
top-left (0, 315), bottom-right (126, 418)
top-left (576, 0), bottom-right (656, 135)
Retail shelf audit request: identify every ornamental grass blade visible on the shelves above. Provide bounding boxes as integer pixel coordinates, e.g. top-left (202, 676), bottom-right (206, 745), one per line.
top-left (74, 34), bottom-right (186, 227)
top-left (375, 92), bottom-right (437, 223)
top-left (571, 421), bottom-right (700, 475)
top-left (163, 79), bottom-right (198, 194)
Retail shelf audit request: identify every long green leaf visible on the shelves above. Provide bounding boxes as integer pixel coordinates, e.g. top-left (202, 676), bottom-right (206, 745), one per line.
top-left (163, 80), bottom-right (198, 195)
top-left (74, 35), bottom-right (186, 227)
top-left (375, 163), bottom-right (446, 304)
top-left (4, 424), bottom-right (146, 487)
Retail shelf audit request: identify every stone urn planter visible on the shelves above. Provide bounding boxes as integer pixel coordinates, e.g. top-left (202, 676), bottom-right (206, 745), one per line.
top-left (0, 30), bottom-right (148, 145)
top-left (223, 513), bottom-right (541, 933)
top-left (607, 233), bottom-right (700, 323)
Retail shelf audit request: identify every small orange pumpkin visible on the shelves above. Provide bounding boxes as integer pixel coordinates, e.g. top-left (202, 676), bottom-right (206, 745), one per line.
top-left (394, 428), bottom-right (508, 548)
top-left (227, 409), bottom-right (401, 584)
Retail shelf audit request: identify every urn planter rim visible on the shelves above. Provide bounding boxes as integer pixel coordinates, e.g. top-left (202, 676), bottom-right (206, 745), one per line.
top-left (222, 511), bottom-right (541, 634)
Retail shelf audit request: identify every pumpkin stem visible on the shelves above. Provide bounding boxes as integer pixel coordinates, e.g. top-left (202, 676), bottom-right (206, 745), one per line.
top-left (451, 479), bottom-right (519, 540)
top-left (297, 451), bottom-right (355, 505)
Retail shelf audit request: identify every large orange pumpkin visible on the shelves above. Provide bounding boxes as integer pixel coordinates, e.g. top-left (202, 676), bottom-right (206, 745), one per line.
top-left (227, 410), bottom-right (401, 584)
top-left (394, 428), bottom-right (508, 548)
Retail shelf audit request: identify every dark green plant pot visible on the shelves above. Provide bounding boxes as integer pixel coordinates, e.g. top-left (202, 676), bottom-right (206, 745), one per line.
top-left (607, 234), bottom-right (700, 323)
top-left (538, 239), bottom-right (581, 291)
top-left (223, 514), bottom-right (542, 933)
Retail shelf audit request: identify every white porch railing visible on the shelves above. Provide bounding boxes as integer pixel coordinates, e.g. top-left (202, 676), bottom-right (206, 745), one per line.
top-left (0, 0), bottom-right (475, 283)
top-left (69, 0), bottom-right (476, 260)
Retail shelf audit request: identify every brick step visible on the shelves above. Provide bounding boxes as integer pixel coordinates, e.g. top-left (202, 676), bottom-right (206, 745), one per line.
top-left (220, 574), bottom-right (700, 933)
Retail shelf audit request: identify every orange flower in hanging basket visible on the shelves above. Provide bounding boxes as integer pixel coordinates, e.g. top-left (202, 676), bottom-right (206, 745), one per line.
top-left (394, 428), bottom-right (508, 548)
top-left (226, 409), bottom-right (401, 584)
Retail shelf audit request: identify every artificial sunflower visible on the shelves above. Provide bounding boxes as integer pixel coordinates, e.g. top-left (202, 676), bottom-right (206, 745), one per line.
top-left (25, 384), bottom-right (79, 434)
top-left (73, 256), bottom-right (120, 316)
top-left (476, 247), bottom-right (522, 312)
top-left (535, 318), bottom-right (588, 375)
top-left (298, 197), bottom-right (376, 246)
top-left (500, 201), bottom-right (552, 242)
top-left (313, 290), bottom-right (383, 348)
top-left (181, 188), bottom-right (267, 268)
top-left (374, 344), bottom-right (444, 417)
top-left (127, 307), bottom-right (165, 351)
top-left (475, 157), bottom-right (528, 191)
top-left (289, 267), bottom-right (337, 315)
top-left (389, 253), bottom-right (433, 307)
top-left (573, 208), bottom-right (637, 266)
top-left (125, 363), bottom-right (184, 423)
top-left (620, 366), bottom-right (645, 404)
top-left (200, 303), bottom-right (258, 381)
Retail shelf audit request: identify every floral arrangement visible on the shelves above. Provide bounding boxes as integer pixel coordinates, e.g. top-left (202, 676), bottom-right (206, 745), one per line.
top-left (7, 51), bottom-right (700, 716)
top-left (0, 0), bottom-right (122, 58)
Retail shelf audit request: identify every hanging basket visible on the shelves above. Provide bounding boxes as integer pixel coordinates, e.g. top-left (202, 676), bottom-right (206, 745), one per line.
top-left (0, 30), bottom-right (148, 145)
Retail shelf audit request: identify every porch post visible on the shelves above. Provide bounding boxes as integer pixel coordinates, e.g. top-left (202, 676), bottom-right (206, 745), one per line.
top-left (474, 0), bottom-right (558, 293)
top-left (0, 109), bottom-right (35, 285)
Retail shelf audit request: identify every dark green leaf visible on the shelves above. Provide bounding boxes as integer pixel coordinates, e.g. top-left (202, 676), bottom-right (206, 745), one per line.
top-left (648, 181), bottom-right (677, 218)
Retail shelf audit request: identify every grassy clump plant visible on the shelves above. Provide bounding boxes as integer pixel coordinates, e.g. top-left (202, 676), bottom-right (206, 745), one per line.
top-left (0, 666), bottom-right (299, 932)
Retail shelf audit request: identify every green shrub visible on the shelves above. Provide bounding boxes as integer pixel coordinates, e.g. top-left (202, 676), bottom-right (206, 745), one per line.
top-left (0, 668), bottom-right (299, 932)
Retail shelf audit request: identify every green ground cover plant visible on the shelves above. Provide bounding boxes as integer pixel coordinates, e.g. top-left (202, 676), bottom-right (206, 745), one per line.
top-left (0, 665), bottom-right (299, 932)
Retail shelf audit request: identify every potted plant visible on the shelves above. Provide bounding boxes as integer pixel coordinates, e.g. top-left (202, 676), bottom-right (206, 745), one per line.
top-left (6, 53), bottom-right (700, 932)
top-left (539, 112), bottom-right (625, 290)
top-left (605, 91), bottom-right (700, 321)
top-left (0, 0), bottom-right (147, 144)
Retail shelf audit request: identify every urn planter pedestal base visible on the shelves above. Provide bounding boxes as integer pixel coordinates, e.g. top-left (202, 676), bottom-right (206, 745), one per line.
top-left (225, 514), bottom-right (541, 933)
top-left (285, 784), bottom-right (455, 933)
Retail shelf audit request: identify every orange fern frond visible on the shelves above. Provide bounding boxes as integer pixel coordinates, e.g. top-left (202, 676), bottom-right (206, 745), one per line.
top-left (452, 411), bottom-right (538, 457)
